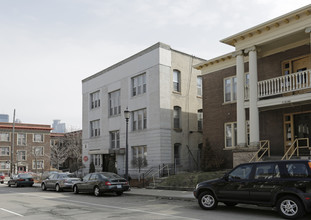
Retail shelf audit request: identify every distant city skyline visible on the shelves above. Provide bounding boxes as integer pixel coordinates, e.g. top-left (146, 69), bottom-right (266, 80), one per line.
top-left (1, 0), bottom-right (310, 128)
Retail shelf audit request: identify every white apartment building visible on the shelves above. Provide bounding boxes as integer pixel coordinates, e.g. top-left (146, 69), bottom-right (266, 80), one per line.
top-left (82, 42), bottom-right (204, 177)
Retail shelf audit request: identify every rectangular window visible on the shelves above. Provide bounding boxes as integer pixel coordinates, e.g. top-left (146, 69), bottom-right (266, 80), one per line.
top-left (33, 146), bottom-right (44, 156)
top-left (224, 76), bottom-right (237, 102)
top-left (197, 109), bottom-right (203, 131)
top-left (174, 144), bottom-right (181, 165)
top-left (132, 73), bottom-right (146, 96)
top-left (0, 161), bottom-right (8, 169)
top-left (197, 76), bottom-right (202, 96)
top-left (17, 133), bottom-right (26, 146)
top-left (255, 163), bottom-right (280, 180)
top-left (132, 146), bottom-right (147, 167)
top-left (173, 70), bottom-right (181, 92)
top-left (90, 120), bottom-right (100, 137)
top-left (92, 154), bottom-right (101, 166)
top-left (174, 106), bottom-right (181, 129)
top-left (33, 134), bottom-right (43, 142)
top-left (132, 109), bottom-right (147, 131)
top-left (17, 150), bottom-right (26, 161)
top-left (0, 133), bottom-right (10, 142)
top-left (110, 131), bottom-right (120, 149)
top-left (0, 147), bottom-right (10, 156)
top-left (286, 163), bottom-right (309, 178)
top-left (109, 90), bottom-right (121, 116)
top-left (90, 91), bottom-right (100, 109)
top-left (32, 160), bottom-right (44, 169)
top-left (225, 122), bottom-right (237, 148)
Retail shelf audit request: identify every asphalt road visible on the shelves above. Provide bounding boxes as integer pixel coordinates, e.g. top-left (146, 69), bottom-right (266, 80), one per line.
top-left (1, 184), bottom-right (311, 220)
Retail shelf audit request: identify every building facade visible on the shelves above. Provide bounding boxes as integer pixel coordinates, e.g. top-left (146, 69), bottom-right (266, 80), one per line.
top-left (0, 122), bottom-right (52, 175)
top-left (82, 42), bottom-right (204, 177)
top-left (196, 5), bottom-right (311, 168)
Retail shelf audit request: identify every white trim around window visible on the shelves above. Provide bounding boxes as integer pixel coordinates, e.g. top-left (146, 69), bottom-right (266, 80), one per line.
top-left (224, 76), bottom-right (237, 103)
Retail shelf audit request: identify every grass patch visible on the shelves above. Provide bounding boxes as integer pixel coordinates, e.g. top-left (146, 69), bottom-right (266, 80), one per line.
top-left (157, 170), bottom-right (228, 189)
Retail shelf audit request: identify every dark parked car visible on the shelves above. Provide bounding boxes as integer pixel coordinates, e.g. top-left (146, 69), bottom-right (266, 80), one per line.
top-left (194, 159), bottom-right (311, 219)
top-left (8, 173), bottom-right (34, 187)
top-left (72, 172), bottom-right (130, 197)
top-left (41, 173), bottom-right (80, 192)
top-left (0, 172), bottom-right (5, 184)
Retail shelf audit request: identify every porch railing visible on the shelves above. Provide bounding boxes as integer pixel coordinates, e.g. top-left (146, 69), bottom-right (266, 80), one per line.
top-left (281, 138), bottom-right (310, 160)
top-left (249, 140), bottom-right (270, 162)
top-left (258, 69), bottom-right (311, 98)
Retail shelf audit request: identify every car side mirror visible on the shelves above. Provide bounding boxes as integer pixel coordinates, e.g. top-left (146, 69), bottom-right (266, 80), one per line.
top-left (223, 175), bottom-right (229, 181)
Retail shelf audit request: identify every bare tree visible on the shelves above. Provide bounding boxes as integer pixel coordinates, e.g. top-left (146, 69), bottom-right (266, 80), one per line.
top-left (64, 131), bottom-right (82, 172)
top-left (50, 138), bottom-right (68, 170)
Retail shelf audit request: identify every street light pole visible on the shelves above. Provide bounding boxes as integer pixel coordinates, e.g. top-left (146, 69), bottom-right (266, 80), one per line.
top-left (10, 109), bottom-right (16, 177)
top-left (124, 108), bottom-right (130, 181)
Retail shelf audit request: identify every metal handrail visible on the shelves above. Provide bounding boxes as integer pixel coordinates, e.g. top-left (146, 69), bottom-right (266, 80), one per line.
top-left (151, 164), bottom-right (170, 188)
top-left (282, 138), bottom-right (310, 160)
top-left (249, 140), bottom-right (270, 162)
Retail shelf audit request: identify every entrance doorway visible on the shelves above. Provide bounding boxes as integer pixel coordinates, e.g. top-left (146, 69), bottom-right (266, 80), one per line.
top-left (101, 154), bottom-right (116, 173)
top-left (284, 112), bottom-right (311, 153)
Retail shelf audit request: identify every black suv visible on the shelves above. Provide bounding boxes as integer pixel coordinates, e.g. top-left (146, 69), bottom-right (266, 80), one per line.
top-left (194, 160), bottom-right (311, 219)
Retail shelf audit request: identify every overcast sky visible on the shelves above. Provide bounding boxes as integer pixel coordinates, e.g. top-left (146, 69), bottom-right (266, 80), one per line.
top-left (1, 0), bottom-right (310, 130)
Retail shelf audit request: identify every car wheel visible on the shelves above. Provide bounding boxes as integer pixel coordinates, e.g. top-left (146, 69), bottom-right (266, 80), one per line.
top-left (277, 195), bottom-right (305, 219)
top-left (41, 183), bottom-right (47, 191)
top-left (224, 202), bottom-right (237, 207)
top-left (116, 191), bottom-right (123, 196)
top-left (8, 183), bottom-right (11, 187)
top-left (73, 185), bottom-right (79, 194)
top-left (198, 191), bottom-right (218, 210)
top-left (94, 186), bottom-right (101, 197)
top-left (55, 184), bottom-right (62, 192)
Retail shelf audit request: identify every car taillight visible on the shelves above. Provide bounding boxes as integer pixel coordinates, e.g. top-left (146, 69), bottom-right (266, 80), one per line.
top-left (125, 181), bottom-right (128, 185)
top-left (17, 179), bottom-right (25, 181)
top-left (308, 162), bottom-right (311, 169)
top-left (30, 178), bottom-right (33, 181)
top-left (105, 181), bottom-right (111, 186)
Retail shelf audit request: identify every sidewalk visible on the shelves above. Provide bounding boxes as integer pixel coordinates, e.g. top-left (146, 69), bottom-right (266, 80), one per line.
top-left (125, 188), bottom-right (195, 201)
top-left (32, 183), bottom-right (195, 201)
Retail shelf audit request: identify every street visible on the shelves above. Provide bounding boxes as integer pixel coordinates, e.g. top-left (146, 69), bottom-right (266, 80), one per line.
top-left (1, 184), bottom-right (311, 220)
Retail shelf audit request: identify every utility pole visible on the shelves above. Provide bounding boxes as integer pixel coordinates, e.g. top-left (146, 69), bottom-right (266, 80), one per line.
top-left (10, 109), bottom-right (16, 176)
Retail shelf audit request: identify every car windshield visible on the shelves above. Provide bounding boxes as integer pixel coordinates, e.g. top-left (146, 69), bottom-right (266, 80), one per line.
top-left (99, 173), bottom-right (122, 179)
top-left (19, 174), bottom-right (32, 178)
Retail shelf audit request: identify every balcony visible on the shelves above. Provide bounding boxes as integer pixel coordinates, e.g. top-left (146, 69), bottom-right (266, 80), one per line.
top-left (258, 69), bottom-right (311, 99)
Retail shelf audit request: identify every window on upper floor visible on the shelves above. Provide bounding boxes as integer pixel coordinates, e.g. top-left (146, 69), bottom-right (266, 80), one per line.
top-left (90, 91), bottom-right (100, 109)
top-left (90, 120), bottom-right (100, 137)
top-left (0, 133), bottom-right (10, 142)
top-left (197, 109), bottom-right (203, 132)
top-left (132, 73), bottom-right (146, 97)
top-left (0, 147), bottom-right (10, 156)
top-left (224, 76), bottom-right (237, 103)
top-left (109, 90), bottom-right (121, 116)
top-left (18, 150), bottom-right (26, 161)
top-left (33, 134), bottom-right (43, 142)
top-left (173, 106), bottom-right (181, 130)
top-left (110, 130), bottom-right (120, 149)
top-left (197, 76), bottom-right (202, 97)
top-left (132, 109), bottom-right (147, 131)
top-left (17, 133), bottom-right (26, 146)
top-left (33, 146), bottom-right (44, 156)
top-left (173, 70), bottom-right (181, 92)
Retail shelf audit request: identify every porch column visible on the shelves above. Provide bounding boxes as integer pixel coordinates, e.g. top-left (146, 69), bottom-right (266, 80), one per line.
top-left (245, 46), bottom-right (260, 147)
top-left (233, 50), bottom-right (246, 147)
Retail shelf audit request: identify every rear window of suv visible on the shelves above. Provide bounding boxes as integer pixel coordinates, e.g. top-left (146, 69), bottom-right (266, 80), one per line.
top-left (286, 162), bottom-right (310, 178)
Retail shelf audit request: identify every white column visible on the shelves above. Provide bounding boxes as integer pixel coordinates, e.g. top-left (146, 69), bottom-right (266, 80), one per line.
top-left (245, 46), bottom-right (260, 146)
top-left (233, 50), bottom-right (246, 147)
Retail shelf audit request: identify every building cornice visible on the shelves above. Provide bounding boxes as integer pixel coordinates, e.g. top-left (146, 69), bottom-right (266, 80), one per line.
top-left (221, 4), bottom-right (311, 47)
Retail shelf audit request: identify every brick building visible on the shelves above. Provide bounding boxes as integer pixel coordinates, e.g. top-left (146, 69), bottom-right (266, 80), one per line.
top-left (0, 122), bottom-right (52, 175)
top-left (195, 5), bottom-right (311, 168)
